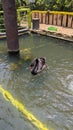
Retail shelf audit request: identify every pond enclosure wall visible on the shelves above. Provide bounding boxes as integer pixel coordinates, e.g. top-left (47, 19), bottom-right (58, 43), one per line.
top-left (0, 10), bottom-right (73, 33)
top-left (31, 11), bottom-right (73, 29)
top-left (0, 7), bottom-right (31, 33)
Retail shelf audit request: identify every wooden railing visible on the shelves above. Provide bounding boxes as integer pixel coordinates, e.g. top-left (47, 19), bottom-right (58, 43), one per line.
top-left (31, 11), bottom-right (73, 28)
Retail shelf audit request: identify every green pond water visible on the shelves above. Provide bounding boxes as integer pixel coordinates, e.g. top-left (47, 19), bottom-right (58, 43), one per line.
top-left (0, 34), bottom-right (73, 130)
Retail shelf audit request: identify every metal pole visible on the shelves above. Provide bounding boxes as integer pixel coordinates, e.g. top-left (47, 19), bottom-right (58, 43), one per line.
top-left (2, 0), bottom-right (19, 53)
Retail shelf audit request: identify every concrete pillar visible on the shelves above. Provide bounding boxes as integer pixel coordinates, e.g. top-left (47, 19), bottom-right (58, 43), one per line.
top-left (2, 0), bottom-right (19, 53)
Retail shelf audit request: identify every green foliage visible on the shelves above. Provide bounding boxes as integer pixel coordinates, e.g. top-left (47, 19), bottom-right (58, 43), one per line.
top-left (30, 0), bottom-right (73, 11)
top-left (16, 0), bottom-right (29, 8)
top-left (0, 0), bottom-right (73, 11)
top-left (65, 0), bottom-right (73, 11)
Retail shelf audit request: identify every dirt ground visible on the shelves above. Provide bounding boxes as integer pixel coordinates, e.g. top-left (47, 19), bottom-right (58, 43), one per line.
top-left (21, 21), bottom-right (73, 37)
top-left (40, 24), bottom-right (73, 37)
top-left (18, 22), bottom-right (73, 41)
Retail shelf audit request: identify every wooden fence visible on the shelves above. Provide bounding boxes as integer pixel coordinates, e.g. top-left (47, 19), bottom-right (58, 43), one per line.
top-left (31, 11), bottom-right (73, 28)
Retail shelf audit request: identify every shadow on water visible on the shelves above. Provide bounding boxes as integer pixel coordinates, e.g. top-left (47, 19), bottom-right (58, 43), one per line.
top-left (0, 34), bottom-right (73, 130)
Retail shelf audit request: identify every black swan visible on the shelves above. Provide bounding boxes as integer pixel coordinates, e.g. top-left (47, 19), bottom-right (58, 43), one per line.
top-left (30, 57), bottom-right (46, 75)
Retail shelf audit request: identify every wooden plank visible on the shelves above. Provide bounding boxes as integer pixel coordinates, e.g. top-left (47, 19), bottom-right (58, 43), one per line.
top-left (62, 15), bottom-right (67, 27)
top-left (53, 14), bottom-right (57, 25)
top-left (34, 12), bottom-right (36, 18)
top-left (38, 13), bottom-right (43, 23)
top-left (57, 14), bottom-right (62, 26)
top-left (49, 14), bottom-right (53, 25)
top-left (71, 16), bottom-right (73, 28)
top-left (41, 13), bottom-right (43, 24)
top-left (43, 13), bottom-right (46, 24)
top-left (31, 12), bottom-right (34, 19)
top-left (45, 13), bottom-right (49, 24)
top-left (67, 15), bottom-right (73, 28)
top-left (39, 13), bottom-right (41, 23)
top-left (35, 12), bottom-right (39, 18)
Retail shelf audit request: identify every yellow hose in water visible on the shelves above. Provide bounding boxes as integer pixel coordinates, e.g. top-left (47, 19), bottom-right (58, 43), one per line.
top-left (0, 85), bottom-right (54, 130)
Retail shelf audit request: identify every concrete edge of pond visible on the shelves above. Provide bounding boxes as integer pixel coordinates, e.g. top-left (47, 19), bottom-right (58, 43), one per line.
top-left (0, 28), bottom-right (73, 43)
top-left (30, 29), bottom-right (73, 43)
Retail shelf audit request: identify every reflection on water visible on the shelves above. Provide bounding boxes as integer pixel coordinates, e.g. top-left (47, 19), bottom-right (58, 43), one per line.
top-left (0, 34), bottom-right (73, 130)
